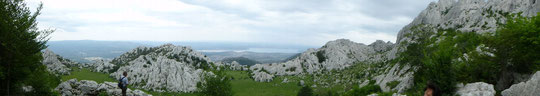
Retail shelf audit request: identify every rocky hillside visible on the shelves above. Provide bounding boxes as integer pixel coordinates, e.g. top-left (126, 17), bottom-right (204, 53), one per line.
top-left (396, 0), bottom-right (540, 92)
top-left (42, 49), bottom-right (79, 75)
top-left (249, 39), bottom-right (397, 81)
top-left (109, 44), bottom-right (214, 92)
top-left (397, 0), bottom-right (540, 43)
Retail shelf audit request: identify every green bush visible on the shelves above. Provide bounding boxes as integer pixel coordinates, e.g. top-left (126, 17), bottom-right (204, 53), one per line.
top-left (343, 83), bottom-right (382, 96)
top-left (198, 70), bottom-right (233, 96)
top-left (297, 86), bottom-right (313, 96)
top-left (401, 29), bottom-right (479, 95)
top-left (316, 50), bottom-right (326, 63)
top-left (386, 81), bottom-right (400, 89)
top-left (488, 12), bottom-right (540, 73)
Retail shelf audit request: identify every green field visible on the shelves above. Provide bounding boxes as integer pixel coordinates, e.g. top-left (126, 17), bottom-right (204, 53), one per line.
top-left (225, 71), bottom-right (302, 96)
top-left (61, 67), bottom-right (116, 83)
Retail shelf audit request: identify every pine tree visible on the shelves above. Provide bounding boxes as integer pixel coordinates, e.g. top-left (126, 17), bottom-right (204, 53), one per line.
top-left (0, 0), bottom-right (56, 95)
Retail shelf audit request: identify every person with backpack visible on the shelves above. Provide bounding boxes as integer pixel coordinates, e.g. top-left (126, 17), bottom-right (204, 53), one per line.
top-left (118, 71), bottom-right (129, 96)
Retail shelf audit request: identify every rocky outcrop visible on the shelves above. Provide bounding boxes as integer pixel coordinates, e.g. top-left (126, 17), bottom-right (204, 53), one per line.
top-left (42, 49), bottom-right (77, 75)
top-left (369, 40), bottom-right (395, 53)
top-left (251, 69), bottom-right (275, 82)
top-left (215, 61), bottom-right (248, 71)
top-left (110, 44), bottom-right (213, 92)
top-left (455, 82), bottom-right (496, 96)
top-left (397, 0), bottom-right (540, 44)
top-left (55, 79), bottom-right (150, 96)
top-left (373, 64), bottom-right (415, 93)
top-left (87, 58), bottom-right (115, 73)
top-left (501, 71), bottom-right (540, 96)
top-left (249, 39), bottom-right (397, 82)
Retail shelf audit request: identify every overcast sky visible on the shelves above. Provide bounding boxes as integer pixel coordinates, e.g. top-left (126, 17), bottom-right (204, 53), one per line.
top-left (26, 0), bottom-right (437, 46)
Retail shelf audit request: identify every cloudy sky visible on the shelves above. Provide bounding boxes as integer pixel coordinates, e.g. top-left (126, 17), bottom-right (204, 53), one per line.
top-left (26, 0), bottom-right (437, 46)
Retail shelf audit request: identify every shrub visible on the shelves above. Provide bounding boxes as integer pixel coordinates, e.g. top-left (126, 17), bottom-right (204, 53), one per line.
top-left (198, 70), bottom-right (233, 96)
top-left (316, 50), bottom-right (326, 63)
top-left (488, 12), bottom-right (540, 73)
top-left (297, 86), bottom-right (313, 96)
top-left (343, 82), bottom-right (382, 96)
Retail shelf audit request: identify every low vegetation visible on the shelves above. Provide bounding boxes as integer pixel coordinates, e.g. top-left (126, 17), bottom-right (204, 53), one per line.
top-left (198, 70), bottom-right (233, 96)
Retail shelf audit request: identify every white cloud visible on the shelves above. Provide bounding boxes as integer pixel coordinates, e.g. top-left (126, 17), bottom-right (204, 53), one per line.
top-left (26, 0), bottom-right (435, 46)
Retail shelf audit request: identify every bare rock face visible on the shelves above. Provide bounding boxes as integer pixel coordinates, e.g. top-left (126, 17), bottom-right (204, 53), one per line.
top-left (42, 49), bottom-right (77, 75)
top-left (55, 79), bottom-right (150, 96)
top-left (455, 82), bottom-right (496, 96)
top-left (501, 71), bottom-right (540, 96)
top-left (110, 44), bottom-right (213, 92)
top-left (397, 0), bottom-right (540, 44)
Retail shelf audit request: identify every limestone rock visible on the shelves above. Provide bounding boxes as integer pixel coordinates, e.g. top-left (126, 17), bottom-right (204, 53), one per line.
top-left (455, 82), bottom-right (495, 96)
top-left (215, 61), bottom-right (247, 71)
top-left (55, 79), bottom-right (151, 96)
top-left (251, 69), bottom-right (274, 82)
top-left (42, 49), bottom-right (77, 75)
top-left (88, 58), bottom-right (115, 73)
top-left (373, 64), bottom-right (415, 93)
top-left (110, 44), bottom-right (213, 92)
top-left (501, 71), bottom-right (540, 96)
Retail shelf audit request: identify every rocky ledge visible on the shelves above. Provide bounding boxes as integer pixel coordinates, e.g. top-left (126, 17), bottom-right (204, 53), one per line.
top-left (455, 82), bottom-right (495, 96)
top-left (501, 71), bottom-right (540, 96)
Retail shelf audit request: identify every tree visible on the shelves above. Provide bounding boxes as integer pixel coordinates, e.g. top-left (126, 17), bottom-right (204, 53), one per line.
top-left (297, 86), bottom-right (313, 96)
top-left (0, 0), bottom-right (56, 95)
top-left (487, 12), bottom-right (540, 90)
top-left (491, 12), bottom-right (540, 73)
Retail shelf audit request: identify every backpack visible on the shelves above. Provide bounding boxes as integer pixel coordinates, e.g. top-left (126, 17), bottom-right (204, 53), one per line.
top-left (118, 77), bottom-right (126, 88)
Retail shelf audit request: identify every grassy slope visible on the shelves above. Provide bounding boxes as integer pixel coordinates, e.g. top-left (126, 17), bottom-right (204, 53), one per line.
top-left (225, 70), bottom-right (301, 96)
top-left (61, 67), bottom-right (116, 83)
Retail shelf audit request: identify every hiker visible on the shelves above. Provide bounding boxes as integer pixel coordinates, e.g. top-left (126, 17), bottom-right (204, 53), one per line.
top-left (119, 71), bottom-right (129, 96)
top-left (424, 82), bottom-right (440, 96)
